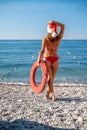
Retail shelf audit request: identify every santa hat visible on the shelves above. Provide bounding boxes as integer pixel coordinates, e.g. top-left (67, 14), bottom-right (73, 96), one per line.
top-left (47, 22), bottom-right (58, 37)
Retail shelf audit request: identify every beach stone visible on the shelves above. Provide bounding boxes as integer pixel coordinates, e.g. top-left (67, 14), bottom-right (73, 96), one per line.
top-left (76, 116), bottom-right (84, 124)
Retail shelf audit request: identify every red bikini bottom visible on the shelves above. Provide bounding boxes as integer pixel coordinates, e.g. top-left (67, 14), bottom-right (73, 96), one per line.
top-left (44, 56), bottom-right (59, 64)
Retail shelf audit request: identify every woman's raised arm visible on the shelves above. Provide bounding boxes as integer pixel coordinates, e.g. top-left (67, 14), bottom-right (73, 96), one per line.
top-left (49, 20), bottom-right (65, 39)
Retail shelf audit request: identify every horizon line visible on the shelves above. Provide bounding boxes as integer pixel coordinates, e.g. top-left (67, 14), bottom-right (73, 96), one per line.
top-left (0, 39), bottom-right (87, 41)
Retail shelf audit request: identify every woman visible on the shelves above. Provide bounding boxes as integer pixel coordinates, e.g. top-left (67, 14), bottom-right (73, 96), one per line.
top-left (37, 20), bottom-right (65, 101)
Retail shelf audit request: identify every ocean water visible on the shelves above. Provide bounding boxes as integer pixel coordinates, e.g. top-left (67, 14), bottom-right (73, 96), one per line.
top-left (0, 40), bottom-right (87, 86)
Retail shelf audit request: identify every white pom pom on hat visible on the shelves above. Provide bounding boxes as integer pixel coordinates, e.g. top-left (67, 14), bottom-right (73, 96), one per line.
top-left (52, 32), bottom-right (58, 37)
top-left (47, 22), bottom-right (58, 37)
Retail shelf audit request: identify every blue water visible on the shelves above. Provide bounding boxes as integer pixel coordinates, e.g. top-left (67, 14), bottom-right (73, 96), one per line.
top-left (0, 40), bottom-right (87, 85)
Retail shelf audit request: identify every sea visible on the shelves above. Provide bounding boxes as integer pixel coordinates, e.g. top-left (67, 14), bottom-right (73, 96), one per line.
top-left (0, 40), bottom-right (87, 86)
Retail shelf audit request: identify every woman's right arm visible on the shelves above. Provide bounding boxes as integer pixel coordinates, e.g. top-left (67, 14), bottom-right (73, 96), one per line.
top-left (37, 38), bottom-right (46, 64)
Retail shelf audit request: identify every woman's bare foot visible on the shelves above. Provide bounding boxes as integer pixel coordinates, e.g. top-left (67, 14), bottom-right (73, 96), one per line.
top-left (52, 96), bottom-right (56, 101)
top-left (45, 93), bottom-right (51, 99)
top-left (51, 92), bottom-right (56, 101)
top-left (45, 91), bottom-right (50, 100)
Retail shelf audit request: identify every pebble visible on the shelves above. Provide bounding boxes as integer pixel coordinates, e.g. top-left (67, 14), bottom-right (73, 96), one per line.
top-left (77, 116), bottom-right (84, 124)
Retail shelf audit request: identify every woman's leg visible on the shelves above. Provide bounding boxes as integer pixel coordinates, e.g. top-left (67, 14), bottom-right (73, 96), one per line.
top-left (46, 60), bottom-right (58, 101)
top-left (51, 61), bottom-right (58, 100)
top-left (45, 61), bottom-right (53, 99)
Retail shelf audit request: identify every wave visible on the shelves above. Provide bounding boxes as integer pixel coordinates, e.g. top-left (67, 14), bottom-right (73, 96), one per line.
top-left (0, 81), bottom-right (87, 87)
top-left (0, 62), bottom-right (33, 68)
top-left (0, 71), bottom-right (11, 80)
top-left (54, 82), bottom-right (87, 87)
top-left (0, 82), bottom-right (28, 86)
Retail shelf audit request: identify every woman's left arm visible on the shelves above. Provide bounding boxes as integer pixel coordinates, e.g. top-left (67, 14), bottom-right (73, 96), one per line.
top-left (49, 20), bottom-right (65, 40)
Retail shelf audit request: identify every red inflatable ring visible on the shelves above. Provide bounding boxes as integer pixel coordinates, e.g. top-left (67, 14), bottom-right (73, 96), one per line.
top-left (30, 61), bottom-right (48, 94)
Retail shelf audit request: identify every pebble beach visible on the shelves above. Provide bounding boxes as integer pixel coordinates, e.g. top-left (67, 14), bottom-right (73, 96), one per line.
top-left (0, 83), bottom-right (87, 130)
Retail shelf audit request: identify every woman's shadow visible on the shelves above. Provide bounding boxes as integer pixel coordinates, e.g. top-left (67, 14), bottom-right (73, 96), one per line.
top-left (56, 97), bottom-right (87, 102)
top-left (0, 119), bottom-right (77, 130)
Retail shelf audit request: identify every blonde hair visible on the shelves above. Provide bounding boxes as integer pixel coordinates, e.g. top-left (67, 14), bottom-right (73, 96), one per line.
top-left (47, 33), bottom-right (58, 42)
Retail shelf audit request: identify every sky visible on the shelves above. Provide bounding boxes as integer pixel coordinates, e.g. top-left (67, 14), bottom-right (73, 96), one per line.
top-left (0, 0), bottom-right (87, 40)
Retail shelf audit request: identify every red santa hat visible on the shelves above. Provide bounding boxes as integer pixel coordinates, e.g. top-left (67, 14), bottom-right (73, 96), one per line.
top-left (47, 22), bottom-right (58, 37)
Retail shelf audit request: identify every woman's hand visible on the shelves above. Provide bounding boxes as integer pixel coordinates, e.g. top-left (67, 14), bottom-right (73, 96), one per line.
top-left (37, 59), bottom-right (40, 66)
top-left (48, 20), bottom-right (65, 28)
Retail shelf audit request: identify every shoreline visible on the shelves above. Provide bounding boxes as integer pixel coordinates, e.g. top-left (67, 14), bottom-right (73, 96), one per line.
top-left (0, 83), bottom-right (87, 130)
top-left (0, 81), bottom-right (87, 87)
